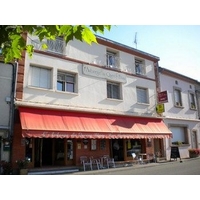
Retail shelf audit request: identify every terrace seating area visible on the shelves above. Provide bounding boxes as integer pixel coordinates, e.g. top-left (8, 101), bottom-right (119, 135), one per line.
top-left (80, 155), bottom-right (116, 171)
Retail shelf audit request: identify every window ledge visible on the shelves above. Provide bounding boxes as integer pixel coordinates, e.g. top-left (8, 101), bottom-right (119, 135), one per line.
top-left (27, 86), bottom-right (53, 91)
top-left (55, 90), bottom-right (78, 96)
top-left (106, 98), bottom-right (123, 102)
top-left (137, 102), bottom-right (149, 106)
top-left (170, 144), bottom-right (190, 147)
top-left (174, 105), bottom-right (184, 109)
top-left (190, 107), bottom-right (197, 110)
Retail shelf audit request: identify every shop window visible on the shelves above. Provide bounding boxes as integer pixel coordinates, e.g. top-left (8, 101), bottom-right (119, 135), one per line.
top-left (91, 139), bottom-right (97, 150)
top-left (67, 140), bottom-right (73, 161)
top-left (100, 139), bottom-right (106, 150)
top-left (55, 139), bottom-right (64, 162)
top-left (25, 138), bottom-right (33, 162)
top-left (126, 139), bottom-right (141, 157)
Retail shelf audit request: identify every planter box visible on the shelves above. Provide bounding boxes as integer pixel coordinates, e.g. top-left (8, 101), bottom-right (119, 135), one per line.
top-left (189, 152), bottom-right (199, 158)
top-left (20, 169), bottom-right (28, 175)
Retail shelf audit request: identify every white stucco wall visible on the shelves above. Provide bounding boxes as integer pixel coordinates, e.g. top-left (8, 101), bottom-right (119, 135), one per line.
top-left (22, 37), bottom-right (158, 117)
top-left (159, 73), bottom-right (198, 120)
top-left (67, 39), bottom-right (155, 79)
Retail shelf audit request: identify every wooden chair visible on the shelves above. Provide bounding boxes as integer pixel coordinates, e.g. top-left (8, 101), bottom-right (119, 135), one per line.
top-left (80, 156), bottom-right (93, 171)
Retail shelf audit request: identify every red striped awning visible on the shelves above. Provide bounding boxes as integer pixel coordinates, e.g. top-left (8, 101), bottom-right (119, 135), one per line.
top-left (19, 107), bottom-right (172, 139)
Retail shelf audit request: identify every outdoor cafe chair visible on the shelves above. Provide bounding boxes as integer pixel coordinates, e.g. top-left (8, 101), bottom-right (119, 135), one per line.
top-left (80, 156), bottom-right (93, 171)
top-left (131, 153), bottom-right (143, 164)
top-left (146, 153), bottom-right (156, 163)
top-left (89, 156), bottom-right (102, 170)
top-left (102, 155), bottom-right (116, 168)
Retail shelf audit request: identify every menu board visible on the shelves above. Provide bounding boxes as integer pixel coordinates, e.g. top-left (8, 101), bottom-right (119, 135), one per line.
top-left (170, 146), bottom-right (181, 161)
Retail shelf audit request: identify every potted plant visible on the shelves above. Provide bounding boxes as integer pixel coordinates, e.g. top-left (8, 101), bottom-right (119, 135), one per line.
top-left (155, 151), bottom-right (161, 162)
top-left (0, 161), bottom-right (13, 175)
top-left (16, 158), bottom-right (30, 175)
top-left (188, 148), bottom-right (200, 158)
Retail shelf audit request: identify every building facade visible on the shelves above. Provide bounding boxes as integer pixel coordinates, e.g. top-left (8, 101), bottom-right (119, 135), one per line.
top-left (11, 35), bottom-right (172, 169)
top-left (158, 67), bottom-right (200, 160)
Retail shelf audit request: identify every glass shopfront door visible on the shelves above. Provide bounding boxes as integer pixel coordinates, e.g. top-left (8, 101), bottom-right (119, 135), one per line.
top-left (33, 138), bottom-right (74, 167)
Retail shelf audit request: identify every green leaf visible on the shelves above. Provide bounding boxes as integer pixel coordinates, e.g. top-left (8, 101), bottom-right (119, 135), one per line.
top-left (26, 45), bottom-right (34, 57)
top-left (42, 43), bottom-right (48, 50)
top-left (81, 27), bottom-right (97, 44)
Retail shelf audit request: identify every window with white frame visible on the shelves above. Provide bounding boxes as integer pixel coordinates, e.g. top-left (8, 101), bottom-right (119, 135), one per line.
top-left (174, 87), bottom-right (182, 107)
top-left (189, 92), bottom-right (196, 109)
top-left (29, 66), bottom-right (52, 89)
top-left (106, 51), bottom-right (119, 69)
top-left (170, 126), bottom-right (189, 145)
top-left (135, 59), bottom-right (145, 75)
top-left (107, 81), bottom-right (121, 99)
top-left (136, 87), bottom-right (149, 104)
top-left (57, 71), bottom-right (76, 93)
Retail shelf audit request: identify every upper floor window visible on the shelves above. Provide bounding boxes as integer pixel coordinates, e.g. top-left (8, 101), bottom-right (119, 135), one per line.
top-left (189, 92), bottom-right (196, 109)
top-left (135, 59), bottom-right (145, 75)
top-left (107, 81), bottom-right (121, 99)
top-left (29, 66), bottom-right (52, 89)
top-left (57, 71), bottom-right (76, 93)
top-left (136, 87), bottom-right (149, 104)
top-left (174, 87), bottom-right (182, 107)
top-left (106, 51), bottom-right (119, 69)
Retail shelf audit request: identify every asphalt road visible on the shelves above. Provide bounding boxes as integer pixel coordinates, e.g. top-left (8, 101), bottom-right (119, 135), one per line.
top-left (71, 157), bottom-right (200, 175)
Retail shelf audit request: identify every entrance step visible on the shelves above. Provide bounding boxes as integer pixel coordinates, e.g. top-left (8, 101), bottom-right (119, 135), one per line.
top-left (28, 166), bottom-right (79, 175)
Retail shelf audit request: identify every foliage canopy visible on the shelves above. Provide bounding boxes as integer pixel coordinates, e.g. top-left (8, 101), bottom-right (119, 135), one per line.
top-left (0, 25), bottom-right (111, 63)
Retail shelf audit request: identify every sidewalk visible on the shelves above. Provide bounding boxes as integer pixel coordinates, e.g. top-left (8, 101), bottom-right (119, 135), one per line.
top-left (69, 157), bottom-right (198, 175)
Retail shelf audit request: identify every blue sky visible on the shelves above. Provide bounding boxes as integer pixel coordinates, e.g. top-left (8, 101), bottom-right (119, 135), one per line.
top-left (97, 25), bottom-right (200, 81)
top-left (3, 1), bottom-right (200, 81)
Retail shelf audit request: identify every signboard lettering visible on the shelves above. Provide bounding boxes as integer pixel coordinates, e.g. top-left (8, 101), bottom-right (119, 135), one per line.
top-left (158, 91), bottom-right (168, 103)
top-left (83, 64), bottom-right (127, 83)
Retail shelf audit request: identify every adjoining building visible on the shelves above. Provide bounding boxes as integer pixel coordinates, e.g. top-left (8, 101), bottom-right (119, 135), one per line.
top-left (0, 61), bottom-right (16, 168)
top-left (11, 35), bottom-right (172, 169)
top-left (158, 67), bottom-right (200, 160)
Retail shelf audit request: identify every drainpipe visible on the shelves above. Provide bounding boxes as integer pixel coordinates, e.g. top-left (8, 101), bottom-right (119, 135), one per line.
top-left (10, 60), bottom-right (18, 138)
top-left (9, 60), bottom-right (18, 163)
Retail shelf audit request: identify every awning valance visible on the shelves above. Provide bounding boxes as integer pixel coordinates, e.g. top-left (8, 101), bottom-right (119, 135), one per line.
top-left (19, 107), bottom-right (172, 139)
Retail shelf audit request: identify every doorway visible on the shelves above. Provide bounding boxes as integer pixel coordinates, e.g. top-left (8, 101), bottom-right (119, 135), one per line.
top-left (42, 139), bottom-right (53, 166)
top-left (191, 130), bottom-right (198, 149)
top-left (112, 139), bottom-right (124, 161)
top-left (154, 139), bottom-right (163, 157)
top-left (34, 138), bottom-right (53, 167)
top-left (34, 138), bottom-right (74, 167)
